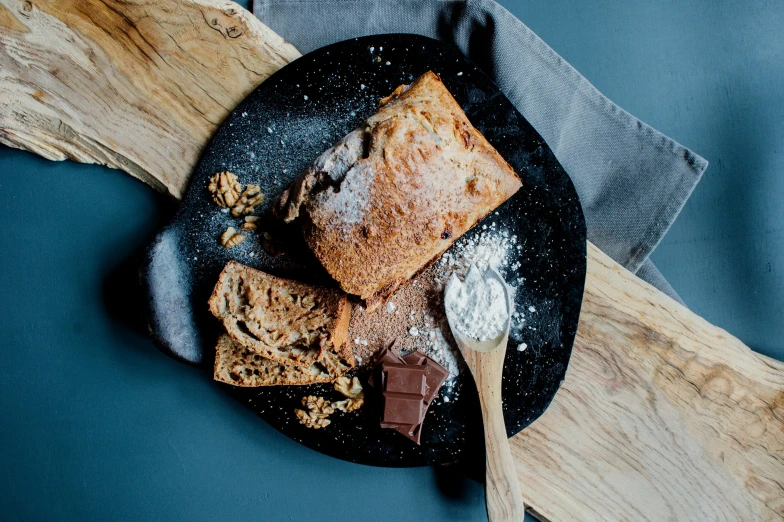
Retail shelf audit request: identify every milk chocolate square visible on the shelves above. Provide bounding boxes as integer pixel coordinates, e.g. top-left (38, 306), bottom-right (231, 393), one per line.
top-left (382, 363), bottom-right (427, 395)
top-left (381, 392), bottom-right (425, 425)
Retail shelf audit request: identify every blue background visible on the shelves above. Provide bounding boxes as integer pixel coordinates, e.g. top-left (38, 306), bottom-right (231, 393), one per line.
top-left (1, 1), bottom-right (781, 520)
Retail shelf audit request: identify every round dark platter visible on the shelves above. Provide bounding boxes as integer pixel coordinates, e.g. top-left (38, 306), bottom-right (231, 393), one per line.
top-left (142, 34), bottom-right (586, 467)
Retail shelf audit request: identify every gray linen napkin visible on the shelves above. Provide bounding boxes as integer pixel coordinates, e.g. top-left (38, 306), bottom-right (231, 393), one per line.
top-left (253, 0), bottom-right (707, 302)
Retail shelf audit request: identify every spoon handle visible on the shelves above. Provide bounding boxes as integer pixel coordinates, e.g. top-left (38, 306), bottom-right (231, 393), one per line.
top-left (465, 347), bottom-right (526, 522)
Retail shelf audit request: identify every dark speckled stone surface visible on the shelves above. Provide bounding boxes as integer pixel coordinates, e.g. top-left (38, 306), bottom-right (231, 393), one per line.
top-left (142, 35), bottom-right (586, 467)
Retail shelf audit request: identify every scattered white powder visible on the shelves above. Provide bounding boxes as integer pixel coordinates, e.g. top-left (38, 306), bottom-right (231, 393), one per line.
top-left (417, 318), bottom-right (461, 387)
top-left (437, 225), bottom-right (517, 279)
top-left (408, 326), bottom-right (419, 337)
top-left (386, 301), bottom-right (396, 313)
top-left (517, 343), bottom-right (527, 352)
top-left (444, 265), bottom-right (508, 341)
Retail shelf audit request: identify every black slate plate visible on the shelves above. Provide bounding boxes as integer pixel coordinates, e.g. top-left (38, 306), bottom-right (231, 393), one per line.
top-left (142, 34), bottom-right (586, 467)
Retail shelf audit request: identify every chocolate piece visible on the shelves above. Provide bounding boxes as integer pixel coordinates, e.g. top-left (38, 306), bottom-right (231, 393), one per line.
top-left (390, 356), bottom-right (449, 446)
top-left (382, 363), bottom-right (428, 395)
top-left (381, 392), bottom-right (425, 425)
top-left (391, 423), bottom-right (422, 445)
top-left (367, 343), bottom-right (403, 388)
top-left (369, 347), bottom-right (449, 446)
top-left (422, 355), bottom-right (449, 405)
top-left (402, 352), bottom-right (427, 365)
top-left (378, 346), bottom-right (404, 365)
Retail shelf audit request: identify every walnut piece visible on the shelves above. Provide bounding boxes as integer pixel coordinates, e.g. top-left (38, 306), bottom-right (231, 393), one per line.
top-left (334, 376), bottom-right (364, 399)
top-left (295, 395), bottom-right (336, 429)
top-left (302, 395), bottom-right (335, 416)
top-left (208, 172), bottom-right (264, 217)
top-left (241, 215), bottom-right (259, 231)
top-left (295, 409), bottom-right (331, 429)
top-left (294, 385), bottom-right (366, 428)
top-left (332, 377), bottom-right (364, 412)
top-left (333, 397), bottom-right (364, 412)
top-left (231, 184), bottom-right (265, 217)
top-left (220, 226), bottom-right (246, 248)
top-left (208, 171), bottom-right (242, 207)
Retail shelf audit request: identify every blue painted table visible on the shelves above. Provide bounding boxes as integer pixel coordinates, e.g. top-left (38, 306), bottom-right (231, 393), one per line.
top-left (1, 1), bottom-right (781, 520)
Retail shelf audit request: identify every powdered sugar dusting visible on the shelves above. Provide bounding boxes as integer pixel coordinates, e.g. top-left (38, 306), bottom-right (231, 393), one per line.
top-left (316, 164), bottom-right (376, 225)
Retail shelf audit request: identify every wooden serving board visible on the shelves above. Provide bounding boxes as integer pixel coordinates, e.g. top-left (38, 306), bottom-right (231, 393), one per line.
top-left (1, 1), bottom-right (782, 519)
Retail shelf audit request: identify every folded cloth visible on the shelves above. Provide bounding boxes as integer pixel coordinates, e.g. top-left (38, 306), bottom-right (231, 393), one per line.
top-left (253, 0), bottom-right (707, 302)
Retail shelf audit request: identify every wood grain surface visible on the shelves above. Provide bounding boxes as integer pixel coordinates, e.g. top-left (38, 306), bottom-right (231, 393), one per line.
top-left (1, 1), bottom-right (782, 520)
top-left (512, 243), bottom-right (784, 521)
top-left (0, 0), bottom-right (299, 198)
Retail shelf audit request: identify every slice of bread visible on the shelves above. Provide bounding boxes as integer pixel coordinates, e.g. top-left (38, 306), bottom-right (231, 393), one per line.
top-left (214, 334), bottom-right (350, 386)
top-left (276, 71), bottom-right (522, 312)
top-left (208, 261), bottom-right (353, 368)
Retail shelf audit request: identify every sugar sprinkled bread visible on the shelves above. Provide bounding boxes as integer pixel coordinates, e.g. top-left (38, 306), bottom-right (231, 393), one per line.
top-left (276, 71), bottom-right (522, 311)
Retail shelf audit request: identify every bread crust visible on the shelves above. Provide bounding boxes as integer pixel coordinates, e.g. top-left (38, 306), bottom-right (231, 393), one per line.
top-left (208, 261), bottom-right (354, 367)
top-left (277, 71), bottom-right (522, 311)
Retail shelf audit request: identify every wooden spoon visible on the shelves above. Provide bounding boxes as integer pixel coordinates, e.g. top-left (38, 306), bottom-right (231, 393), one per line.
top-left (445, 267), bottom-right (526, 522)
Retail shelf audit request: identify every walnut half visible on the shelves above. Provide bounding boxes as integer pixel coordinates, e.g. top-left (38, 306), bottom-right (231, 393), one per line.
top-left (295, 409), bottom-right (331, 429)
top-left (220, 226), bottom-right (246, 248)
top-left (302, 395), bottom-right (335, 416)
top-left (241, 215), bottom-right (259, 231)
top-left (334, 376), bottom-right (364, 399)
top-left (231, 184), bottom-right (265, 217)
top-left (333, 398), bottom-right (363, 412)
top-left (333, 377), bottom-right (364, 412)
top-left (296, 395), bottom-right (337, 429)
top-left (208, 171), bottom-right (242, 208)
top-left (295, 382), bottom-right (366, 429)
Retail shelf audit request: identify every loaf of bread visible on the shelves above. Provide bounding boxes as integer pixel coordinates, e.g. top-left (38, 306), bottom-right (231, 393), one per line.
top-left (213, 334), bottom-right (350, 386)
top-left (208, 261), bottom-right (353, 368)
top-left (276, 71), bottom-right (522, 311)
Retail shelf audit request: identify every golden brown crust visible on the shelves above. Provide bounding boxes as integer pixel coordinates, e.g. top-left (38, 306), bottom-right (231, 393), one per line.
top-left (277, 71), bottom-right (522, 311)
top-left (208, 261), bottom-right (354, 368)
top-left (213, 334), bottom-right (351, 387)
